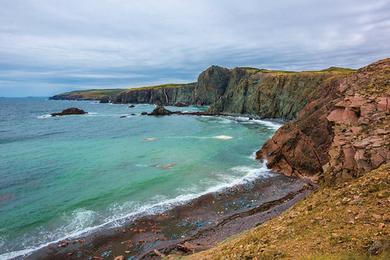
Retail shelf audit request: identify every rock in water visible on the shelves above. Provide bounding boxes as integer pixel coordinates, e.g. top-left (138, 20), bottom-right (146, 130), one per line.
top-left (129, 104), bottom-right (135, 108)
top-left (174, 101), bottom-right (189, 107)
top-left (148, 105), bottom-right (172, 116)
top-left (51, 107), bottom-right (87, 116)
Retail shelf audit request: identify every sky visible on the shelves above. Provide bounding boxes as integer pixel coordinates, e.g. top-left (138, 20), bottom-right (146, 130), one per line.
top-left (0, 0), bottom-right (389, 97)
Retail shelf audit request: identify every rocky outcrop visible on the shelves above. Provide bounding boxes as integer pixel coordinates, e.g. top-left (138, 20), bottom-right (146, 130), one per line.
top-left (193, 65), bottom-right (231, 105)
top-left (208, 69), bottom-right (345, 120)
top-left (148, 105), bottom-right (173, 116)
top-left (99, 96), bottom-right (110, 103)
top-left (257, 58), bottom-right (390, 184)
top-left (51, 107), bottom-right (87, 116)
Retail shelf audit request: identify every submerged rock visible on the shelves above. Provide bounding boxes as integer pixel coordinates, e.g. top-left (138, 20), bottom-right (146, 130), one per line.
top-left (51, 107), bottom-right (87, 116)
top-left (148, 105), bottom-right (173, 116)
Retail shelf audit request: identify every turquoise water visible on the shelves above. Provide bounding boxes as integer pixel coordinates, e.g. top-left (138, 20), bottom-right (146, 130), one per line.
top-left (0, 97), bottom-right (279, 258)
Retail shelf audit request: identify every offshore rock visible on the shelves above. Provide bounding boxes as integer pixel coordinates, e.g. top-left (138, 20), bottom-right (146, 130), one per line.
top-left (148, 105), bottom-right (173, 116)
top-left (51, 107), bottom-right (87, 116)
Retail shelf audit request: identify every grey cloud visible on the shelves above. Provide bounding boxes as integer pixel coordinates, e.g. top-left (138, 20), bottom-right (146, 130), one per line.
top-left (0, 0), bottom-right (389, 96)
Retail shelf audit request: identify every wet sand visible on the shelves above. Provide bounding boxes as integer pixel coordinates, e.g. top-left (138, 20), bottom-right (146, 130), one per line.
top-left (26, 173), bottom-right (314, 260)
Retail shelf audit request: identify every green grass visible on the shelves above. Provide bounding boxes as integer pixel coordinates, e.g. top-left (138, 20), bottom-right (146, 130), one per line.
top-left (53, 83), bottom-right (196, 99)
top-left (237, 66), bottom-right (356, 75)
top-left (126, 83), bottom-right (195, 91)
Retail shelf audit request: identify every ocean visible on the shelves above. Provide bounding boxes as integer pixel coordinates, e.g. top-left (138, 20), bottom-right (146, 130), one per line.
top-left (0, 97), bottom-right (279, 258)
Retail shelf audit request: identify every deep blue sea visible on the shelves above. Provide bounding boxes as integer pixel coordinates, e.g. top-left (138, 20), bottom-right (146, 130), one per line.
top-left (0, 97), bottom-right (279, 258)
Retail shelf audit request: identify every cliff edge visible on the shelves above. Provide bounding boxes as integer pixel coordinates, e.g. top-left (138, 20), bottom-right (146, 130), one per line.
top-left (257, 58), bottom-right (390, 184)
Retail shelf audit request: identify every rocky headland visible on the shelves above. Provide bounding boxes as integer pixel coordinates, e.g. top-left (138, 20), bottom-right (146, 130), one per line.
top-left (47, 58), bottom-right (390, 259)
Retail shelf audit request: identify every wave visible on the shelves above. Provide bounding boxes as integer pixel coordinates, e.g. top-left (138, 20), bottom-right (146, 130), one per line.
top-left (0, 161), bottom-right (272, 259)
top-left (37, 114), bottom-right (52, 119)
top-left (223, 116), bottom-right (282, 130)
top-left (213, 135), bottom-right (233, 140)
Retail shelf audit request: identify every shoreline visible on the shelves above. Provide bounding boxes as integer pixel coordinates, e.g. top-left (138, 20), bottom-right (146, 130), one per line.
top-left (4, 102), bottom-right (294, 260)
top-left (4, 104), bottom-right (290, 259)
top-left (26, 173), bottom-right (314, 260)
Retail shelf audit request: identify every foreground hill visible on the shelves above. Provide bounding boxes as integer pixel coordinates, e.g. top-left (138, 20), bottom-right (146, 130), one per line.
top-left (184, 59), bottom-right (390, 259)
top-left (189, 163), bottom-right (390, 259)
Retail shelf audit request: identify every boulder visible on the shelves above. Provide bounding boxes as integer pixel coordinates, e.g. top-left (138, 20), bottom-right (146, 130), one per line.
top-left (174, 101), bottom-right (189, 107)
top-left (51, 107), bottom-right (87, 116)
top-left (129, 104), bottom-right (135, 108)
top-left (148, 105), bottom-right (173, 116)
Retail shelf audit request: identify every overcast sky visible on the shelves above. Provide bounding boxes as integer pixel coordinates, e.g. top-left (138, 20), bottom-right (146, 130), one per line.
top-left (0, 0), bottom-right (389, 97)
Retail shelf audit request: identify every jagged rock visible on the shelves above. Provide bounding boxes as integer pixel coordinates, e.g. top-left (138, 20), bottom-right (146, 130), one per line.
top-left (257, 58), bottom-right (390, 184)
top-left (99, 96), bottom-right (110, 103)
top-left (174, 101), bottom-right (189, 107)
top-left (377, 97), bottom-right (390, 111)
top-left (368, 240), bottom-right (383, 255)
top-left (148, 105), bottom-right (172, 116)
top-left (51, 107), bottom-right (87, 116)
top-left (194, 65), bottom-right (231, 105)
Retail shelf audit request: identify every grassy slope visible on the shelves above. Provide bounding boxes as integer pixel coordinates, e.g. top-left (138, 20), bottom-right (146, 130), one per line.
top-left (54, 83), bottom-right (195, 99)
top-left (237, 66), bottom-right (356, 75)
top-left (56, 89), bottom-right (125, 99)
top-left (186, 163), bottom-right (390, 259)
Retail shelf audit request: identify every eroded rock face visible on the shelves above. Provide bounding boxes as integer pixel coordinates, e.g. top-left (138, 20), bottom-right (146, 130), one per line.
top-left (208, 69), bottom-right (339, 120)
top-left (51, 107), bottom-right (87, 116)
top-left (114, 83), bottom-right (196, 105)
top-left (193, 65), bottom-right (231, 105)
top-left (258, 58), bottom-right (390, 184)
top-left (99, 96), bottom-right (110, 103)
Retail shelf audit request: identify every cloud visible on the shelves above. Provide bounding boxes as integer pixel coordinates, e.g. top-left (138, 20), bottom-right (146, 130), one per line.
top-left (0, 0), bottom-right (389, 96)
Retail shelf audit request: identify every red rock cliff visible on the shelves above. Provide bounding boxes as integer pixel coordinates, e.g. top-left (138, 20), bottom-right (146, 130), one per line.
top-left (257, 58), bottom-right (390, 184)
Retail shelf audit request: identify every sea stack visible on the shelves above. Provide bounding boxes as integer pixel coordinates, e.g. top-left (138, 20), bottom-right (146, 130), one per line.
top-left (148, 105), bottom-right (173, 116)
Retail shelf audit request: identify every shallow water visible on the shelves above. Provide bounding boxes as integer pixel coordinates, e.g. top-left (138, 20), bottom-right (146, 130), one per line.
top-left (0, 97), bottom-right (279, 258)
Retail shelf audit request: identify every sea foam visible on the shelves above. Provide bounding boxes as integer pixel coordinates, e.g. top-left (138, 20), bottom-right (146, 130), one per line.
top-left (0, 161), bottom-right (272, 260)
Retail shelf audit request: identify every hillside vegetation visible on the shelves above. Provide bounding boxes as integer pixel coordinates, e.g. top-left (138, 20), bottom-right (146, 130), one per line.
top-left (187, 163), bottom-right (390, 259)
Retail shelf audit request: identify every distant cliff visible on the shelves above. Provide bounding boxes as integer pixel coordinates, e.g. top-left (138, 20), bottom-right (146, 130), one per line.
top-left (112, 83), bottom-right (196, 105)
top-left (51, 66), bottom-right (355, 119)
top-left (205, 66), bottom-right (355, 119)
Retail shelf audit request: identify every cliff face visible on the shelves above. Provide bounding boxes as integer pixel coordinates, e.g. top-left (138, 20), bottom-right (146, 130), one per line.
top-left (193, 65), bottom-right (231, 105)
top-left (208, 69), bottom-right (344, 120)
top-left (113, 83), bottom-right (196, 105)
top-left (257, 58), bottom-right (390, 184)
top-left (51, 67), bottom-right (350, 120)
